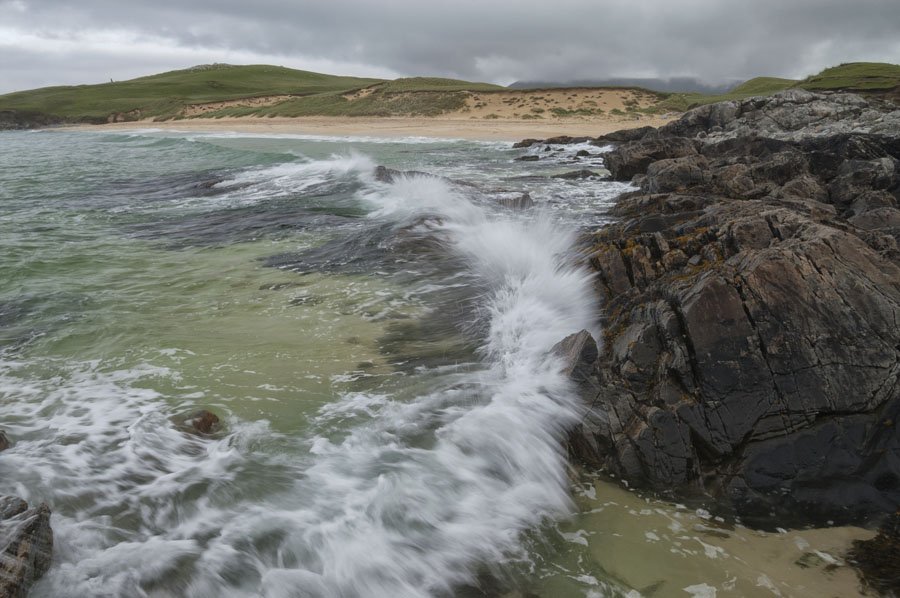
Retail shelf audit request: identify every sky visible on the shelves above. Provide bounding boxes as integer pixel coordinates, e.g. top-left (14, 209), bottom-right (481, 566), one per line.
top-left (1, 0), bottom-right (899, 94)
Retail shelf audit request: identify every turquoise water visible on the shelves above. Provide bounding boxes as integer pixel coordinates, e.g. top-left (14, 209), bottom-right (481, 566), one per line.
top-left (0, 129), bottom-right (867, 597)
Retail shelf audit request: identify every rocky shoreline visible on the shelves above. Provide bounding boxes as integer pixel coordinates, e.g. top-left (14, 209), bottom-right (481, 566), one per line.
top-left (544, 89), bottom-right (898, 592)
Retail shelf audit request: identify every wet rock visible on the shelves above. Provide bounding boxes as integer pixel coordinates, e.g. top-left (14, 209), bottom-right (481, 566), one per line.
top-left (593, 126), bottom-right (657, 145)
top-left (604, 137), bottom-right (699, 180)
top-left (374, 165), bottom-right (398, 183)
top-left (552, 169), bottom-right (600, 180)
top-left (512, 138), bottom-right (540, 149)
top-left (181, 410), bottom-right (221, 435)
top-left (543, 135), bottom-right (592, 145)
top-left (848, 512), bottom-right (900, 596)
top-left (0, 496), bottom-right (53, 598)
top-left (552, 330), bottom-right (598, 384)
top-left (496, 192), bottom-right (535, 210)
top-left (575, 149), bottom-right (591, 157)
top-left (0, 431), bottom-right (8, 452)
top-left (373, 165), bottom-right (438, 183)
top-left (515, 155), bottom-right (539, 162)
top-left (570, 90), bottom-right (900, 525)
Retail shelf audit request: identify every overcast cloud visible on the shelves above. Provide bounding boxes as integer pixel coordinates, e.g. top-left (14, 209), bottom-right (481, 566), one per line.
top-left (1, 0), bottom-right (898, 94)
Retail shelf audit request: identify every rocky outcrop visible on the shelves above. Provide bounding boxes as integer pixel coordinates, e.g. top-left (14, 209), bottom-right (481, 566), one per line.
top-left (561, 90), bottom-right (900, 524)
top-left (0, 111), bottom-right (62, 131)
top-left (0, 497), bottom-right (53, 598)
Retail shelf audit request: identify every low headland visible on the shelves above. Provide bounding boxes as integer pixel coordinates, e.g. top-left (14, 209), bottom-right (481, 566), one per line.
top-left (545, 87), bottom-right (900, 595)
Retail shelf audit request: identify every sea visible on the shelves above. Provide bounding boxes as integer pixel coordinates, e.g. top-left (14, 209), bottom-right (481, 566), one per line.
top-left (0, 129), bottom-right (869, 597)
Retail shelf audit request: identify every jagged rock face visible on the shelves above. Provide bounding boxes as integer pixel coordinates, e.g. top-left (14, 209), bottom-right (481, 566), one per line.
top-left (657, 89), bottom-right (900, 142)
top-left (0, 496), bottom-right (53, 598)
top-left (569, 90), bottom-right (900, 524)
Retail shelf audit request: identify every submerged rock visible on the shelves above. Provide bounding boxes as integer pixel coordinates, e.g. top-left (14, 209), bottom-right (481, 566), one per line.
top-left (0, 431), bottom-right (8, 452)
top-left (563, 90), bottom-right (900, 525)
top-left (188, 410), bottom-right (220, 435)
top-left (496, 192), bottom-right (535, 210)
top-left (552, 169), bottom-right (601, 180)
top-left (0, 496), bottom-right (53, 598)
top-left (173, 409), bottom-right (221, 435)
top-left (515, 155), bottom-right (539, 162)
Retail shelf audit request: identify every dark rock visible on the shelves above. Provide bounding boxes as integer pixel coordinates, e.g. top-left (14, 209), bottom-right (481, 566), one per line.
top-left (544, 135), bottom-right (591, 145)
top-left (0, 431), bottom-right (8, 452)
top-left (552, 330), bottom-right (598, 384)
top-left (373, 165), bottom-right (397, 183)
top-left (0, 110), bottom-right (63, 131)
top-left (373, 165), bottom-right (438, 183)
top-left (848, 512), bottom-right (900, 596)
top-left (0, 496), bottom-right (53, 598)
top-left (604, 137), bottom-right (698, 180)
top-left (512, 135), bottom-right (594, 149)
top-left (567, 90), bottom-right (900, 525)
top-left (182, 410), bottom-right (221, 435)
top-left (512, 138), bottom-right (540, 149)
top-left (552, 169), bottom-right (600, 180)
top-left (593, 126), bottom-right (657, 145)
top-left (496, 192), bottom-right (535, 210)
top-left (515, 155), bottom-right (540, 162)
top-left (575, 150), bottom-right (591, 157)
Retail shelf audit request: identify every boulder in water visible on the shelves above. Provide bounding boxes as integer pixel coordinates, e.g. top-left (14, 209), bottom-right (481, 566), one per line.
top-left (552, 169), bottom-right (601, 180)
top-left (173, 409), bottom-right (221, 435)
top-left (0, 431), bottom-right (8, 452)
top-left (0, 496), bottom-right (53, 598)
top-left (496, 192), bottom-right (535, 210)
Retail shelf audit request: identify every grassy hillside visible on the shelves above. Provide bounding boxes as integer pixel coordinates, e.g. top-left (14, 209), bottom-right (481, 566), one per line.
top-left (1, 64), bottom-right (386, 123)
top-left (657, 62), bottom-right (900, 112)
top-left (0, 64), bottom-right (501, 124)
top-left (797, 62), bottom-right (900, 91)
top-left (2, 61), bottom-right (896, 127)
top-left (0, 64), bottom-right (383, 123)
top-left (729, 77), bottom-right (798, 95)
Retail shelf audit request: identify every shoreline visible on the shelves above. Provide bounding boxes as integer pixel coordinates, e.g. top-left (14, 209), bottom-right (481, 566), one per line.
top-left (55, 114), bottom-right (676, 142)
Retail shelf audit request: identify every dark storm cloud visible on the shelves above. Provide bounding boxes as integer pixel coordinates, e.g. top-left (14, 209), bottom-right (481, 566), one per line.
top-left (1, 0), bottom-right (898, 93)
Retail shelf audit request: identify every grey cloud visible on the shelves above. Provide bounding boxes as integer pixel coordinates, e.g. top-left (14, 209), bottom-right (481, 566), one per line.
top-left (1, 0), bottom-right (898, 93)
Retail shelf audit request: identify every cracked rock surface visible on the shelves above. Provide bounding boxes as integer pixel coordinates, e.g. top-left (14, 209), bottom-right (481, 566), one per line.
top-left (567, 90), bottom-right (900, 524)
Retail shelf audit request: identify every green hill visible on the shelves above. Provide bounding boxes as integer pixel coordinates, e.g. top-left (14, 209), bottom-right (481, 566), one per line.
top-left (658, 62), bottom-right (900, 112)
top-left (798, 62), bottom-right (900, 91)
top-left (729, 77), bottom-right (798, 95)
top-left (0, 64), bottom-right (503, 125)
top-left (1, 61), bottom-right (897, 128)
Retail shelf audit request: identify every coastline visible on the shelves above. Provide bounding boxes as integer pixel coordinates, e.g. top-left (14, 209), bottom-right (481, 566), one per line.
top-left (55, 114), bottom-right (676, 141)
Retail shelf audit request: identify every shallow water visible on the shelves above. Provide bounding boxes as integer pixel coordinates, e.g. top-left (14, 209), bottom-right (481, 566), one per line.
top-left (0, 129), bottom-right (871, 597)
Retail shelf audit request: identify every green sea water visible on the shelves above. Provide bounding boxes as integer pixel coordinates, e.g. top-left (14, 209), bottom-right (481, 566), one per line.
top-left (0, 129), bottom-right (869, 597)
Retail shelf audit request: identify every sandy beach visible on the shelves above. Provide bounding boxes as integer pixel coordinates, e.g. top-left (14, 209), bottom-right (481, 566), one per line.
top-left (63, 113), bottom-right (673, 141)
top-left (62, 88), bottom-right (677, 141)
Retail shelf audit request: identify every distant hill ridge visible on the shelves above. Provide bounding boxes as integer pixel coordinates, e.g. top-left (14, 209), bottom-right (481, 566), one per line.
top-left (0, 61), bottom-right (896, 128)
